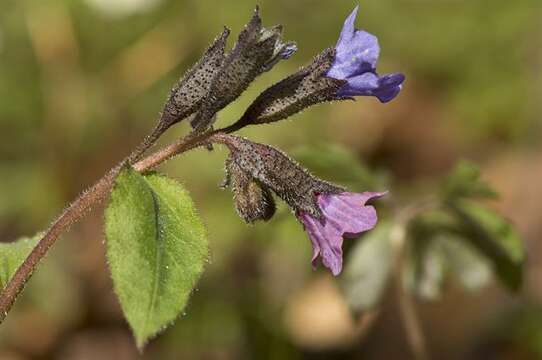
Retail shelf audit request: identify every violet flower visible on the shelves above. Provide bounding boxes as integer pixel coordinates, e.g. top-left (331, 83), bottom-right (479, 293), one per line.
top-left (297, 191), bottom-right (386, 276)
top-left (326, 6), bottom-right (405, 103)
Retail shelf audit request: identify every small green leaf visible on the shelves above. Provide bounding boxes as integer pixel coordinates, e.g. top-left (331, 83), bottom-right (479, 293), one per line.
top-left (0, 234), bottom-right (39, 289)
top-left (442, 160), bottom-right (498, 201)
top-left (105, 167), bottom-right (208, 349)
top-left (451, 201), bottom-right (524, 291)
top-left (340, 222), bottom-right (394, 312)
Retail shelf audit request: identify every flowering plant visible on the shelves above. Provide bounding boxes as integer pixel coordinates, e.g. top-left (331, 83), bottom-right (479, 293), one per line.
top-left (0, 5), bottom-right (523, 355)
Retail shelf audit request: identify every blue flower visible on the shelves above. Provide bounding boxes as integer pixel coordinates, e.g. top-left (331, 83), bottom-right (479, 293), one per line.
top-left (326, 6), bottom-right (405, 103)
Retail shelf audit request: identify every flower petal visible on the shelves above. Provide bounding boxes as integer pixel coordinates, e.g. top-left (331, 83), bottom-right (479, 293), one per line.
top-left (337, 72), bottom-right (405, 102)
top-left (298, 213), bottom-right (344, 276)
top-left (317, 192), bottom-right (385, 236)
top-left (297, 192), bottom-right (386, 276)
top-left (374, 85), bottom-right (402, 103)
top-left (336, 72), bottom-right (379, 97)
top-left (344, 191), bottom-right (388, 205)
top-left (336, 5), bottom-right (358, 46)
top-left (374, 73), bottom-right (405, 103)
top-left (378, 72), bottom-right (406, 88)
top-left (328, 7), bottom-right (380, 80)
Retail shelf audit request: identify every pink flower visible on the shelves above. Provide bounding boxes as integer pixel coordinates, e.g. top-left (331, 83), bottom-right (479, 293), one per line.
top-left (297, 191), bottom-right (386, 276)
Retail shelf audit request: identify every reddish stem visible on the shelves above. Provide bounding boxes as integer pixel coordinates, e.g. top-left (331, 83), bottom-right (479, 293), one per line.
top-left (0, 129), bottom-right (214, 324)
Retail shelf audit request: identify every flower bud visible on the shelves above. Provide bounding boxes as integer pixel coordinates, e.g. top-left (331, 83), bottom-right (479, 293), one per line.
top-left (160, 27), bottom-right (230, 127)
top-left (236, 47), bottom-right (346, 126)
top-left (217, 135), bottom-right (343, 219)
top-left (223, 155), bottom-right (276, 223)
top-left (191, 7), bottom-right (296, 131)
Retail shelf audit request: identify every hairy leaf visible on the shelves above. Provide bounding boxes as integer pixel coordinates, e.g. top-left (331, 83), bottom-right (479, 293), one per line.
top-left (105, 167), bottom-right (208, 349)
top-left (0, 234), bottom-right (39, 289)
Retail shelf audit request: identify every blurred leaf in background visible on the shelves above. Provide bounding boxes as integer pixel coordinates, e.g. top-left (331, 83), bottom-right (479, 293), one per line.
top-left (340, 221), bottom-right (394, 312)
top-left (0, 234), bottom-right (38, 288)
top-left (292, 143), bottom-right (389, 191)
top-left (451, 201), bottom-right (524, 292)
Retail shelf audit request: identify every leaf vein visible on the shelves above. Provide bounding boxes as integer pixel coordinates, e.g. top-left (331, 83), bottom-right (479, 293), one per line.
top-left (140, 187), bottom-right (165, 342)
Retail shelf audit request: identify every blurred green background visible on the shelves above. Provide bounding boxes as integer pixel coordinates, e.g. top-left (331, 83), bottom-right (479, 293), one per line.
top-left (1, 0), bottom-right (542, 359)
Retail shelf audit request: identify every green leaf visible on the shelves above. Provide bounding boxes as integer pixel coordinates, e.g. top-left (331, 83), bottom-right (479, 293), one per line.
top-left (404, 211), bottom-right (492, 300)
top-left (292, 144), bottom-right (387, 190)
top-left (105, 167), bottom-right (208, 349)
top-left (403, 233), bottom-right (492, 300)
top-left (404, 213), bottom-right (451, 300)
top-left (442, 160), bottom-right (498, 201)
top-left (451, 201), bottom-right (524, 291)
top-left (403, 235), bottom-right (447, 301)
top-left (340, 222), bottom-right (394, 312)
top-left (441, 235), bottom-right (492, 291)
top-left (0, 234), bottom-right (39, 289)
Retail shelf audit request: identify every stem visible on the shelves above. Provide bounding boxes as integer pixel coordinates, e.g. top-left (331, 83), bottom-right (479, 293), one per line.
top-left (354, 309), bottom-right (380, 340)
top-left (0, 128), bottom-right (214, 323)
top-left (396, 278), bottom-right (429, 360)
top-left (133, 131), bottom-right (212, 172)
top-left (126, 122), bottom-right (169, 164)
top-left (0, 166), bottom-right (120, 322)
top-left (219, 121), bottom-right (246, 134)
top-left (390, 217), bottom-right (430, 360)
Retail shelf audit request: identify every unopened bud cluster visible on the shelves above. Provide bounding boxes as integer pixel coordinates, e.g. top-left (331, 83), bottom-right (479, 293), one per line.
top-left (159, 7), bottom-right (347, 133)
top-left (218, 135), bottom-right (343, 221)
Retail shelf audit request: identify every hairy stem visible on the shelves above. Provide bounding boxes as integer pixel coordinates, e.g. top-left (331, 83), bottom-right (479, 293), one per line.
top-left (126, 122), bottom-right (169, 164)
top-left (132, 131), bottom-right (212, 172)
top-left (0, 128), bottom-right (214, 323)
